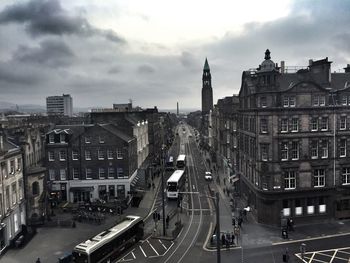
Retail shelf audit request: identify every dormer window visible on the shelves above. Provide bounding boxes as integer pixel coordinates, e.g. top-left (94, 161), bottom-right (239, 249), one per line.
top-left (313, 95), bottom-right (326, 106)
top-left (342, 96), bottom-right (347, 106)
top-left (85, 137), bottom-right (91, 144)
top-left (60, 133), bottom-right (65, 143)
top-left (260, 96), bottom-right (267, 108)
top-left (289, 97), bottom-right (295, 107)
top-left (99, 136), bottom-right (105, 144)
top-left (283, 96), bottom-right (296, 107)
top-left (49, 134), bottom-right (54, 144)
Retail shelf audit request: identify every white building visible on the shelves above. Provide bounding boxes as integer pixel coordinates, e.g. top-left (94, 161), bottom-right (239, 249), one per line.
top-left (46, 94), bottom-right (73, 117)
top-left (0, 134), bottom-right (26, 254)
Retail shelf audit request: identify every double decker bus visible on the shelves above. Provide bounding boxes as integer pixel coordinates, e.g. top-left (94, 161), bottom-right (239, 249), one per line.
top-left (176, 154), bottom-right (186, 169)
top-left (166, 169), bottom-right (186, 199)
top-left (165, 156), bottom-right (174, 170)
top-left (72, 215), bottom-right (143, 263)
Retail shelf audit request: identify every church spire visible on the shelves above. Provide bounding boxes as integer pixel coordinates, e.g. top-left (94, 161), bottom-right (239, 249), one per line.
top-left (203, 57), bottom-right (210, 71)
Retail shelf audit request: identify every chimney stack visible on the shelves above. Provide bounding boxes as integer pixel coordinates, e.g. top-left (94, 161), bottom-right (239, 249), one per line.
top-left (309, 59), bottom-right (313, 66)
top-left (280, 61), bottom-right (285, 73)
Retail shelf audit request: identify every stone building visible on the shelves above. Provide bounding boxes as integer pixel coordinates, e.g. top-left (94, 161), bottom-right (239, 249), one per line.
top-left (237, 50), bottom-right (350, 225)
top-left (0, 132), bottom-right (26, 254)
top-left (45, 124), bottom-right (138, 203)
top-left (211, 96), bottom-right (239, 183)
top-left (7, 128), bottom-right (47, 225)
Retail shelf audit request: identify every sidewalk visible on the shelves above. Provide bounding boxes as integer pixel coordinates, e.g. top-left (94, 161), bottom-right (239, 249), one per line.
top-left (202, 149), bottom-right (350, 249)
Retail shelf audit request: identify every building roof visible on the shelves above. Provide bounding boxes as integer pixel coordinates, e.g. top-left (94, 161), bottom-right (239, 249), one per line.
top-left (100, 124), bottom-right (134, 142)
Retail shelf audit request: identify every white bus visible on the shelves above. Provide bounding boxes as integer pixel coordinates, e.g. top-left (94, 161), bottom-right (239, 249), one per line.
top-left (176, 154), bottom-right (186, 169)
top-left (165, 156), bottom-right (174, 170)
top-left (167, 170), bottom-right (186, 199)
top-left (72, 215), bottom-right (143, 263)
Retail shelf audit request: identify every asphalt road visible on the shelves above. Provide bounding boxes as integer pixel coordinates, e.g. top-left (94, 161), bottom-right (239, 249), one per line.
top-left (116, 123), bottom-right (350, 263)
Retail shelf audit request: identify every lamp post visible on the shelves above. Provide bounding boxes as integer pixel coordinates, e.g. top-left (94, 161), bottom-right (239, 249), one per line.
top-left (161, 146), bottom-right (166, 236)
top-left (215, 191), bottom-right (221, 263)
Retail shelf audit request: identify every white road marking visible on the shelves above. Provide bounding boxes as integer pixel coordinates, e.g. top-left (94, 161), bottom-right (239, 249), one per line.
top-left (159, 239), bottom-right (168, 250)
top-left (147, 240), bottom-right (159, 256)
top-left (272, 232), bottom-right (350, 245)
top-left (139, 245), bottom-right (147, 257)
top-left (131, 251), bottom-right (135, 259)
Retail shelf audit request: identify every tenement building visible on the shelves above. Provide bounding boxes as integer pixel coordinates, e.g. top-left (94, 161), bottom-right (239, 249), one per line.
top-left (45, 124), bottom-right (137, 203)
top-left (211, 96), bottom-right (239, 182)
top-left (0, 132), bottom-right (26, 253)
top-left (238, 49), bottom-right (350, 225)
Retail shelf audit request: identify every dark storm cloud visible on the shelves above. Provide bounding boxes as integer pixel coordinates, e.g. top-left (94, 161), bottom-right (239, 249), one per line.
top-left (13, 39), bottom-right (74, 68)
top-left (137, 64), bottom-right (155, 74)
top-left (0, 61), bottom-right (46, 88)
top-left (0, 0), bottom-right (125, 43)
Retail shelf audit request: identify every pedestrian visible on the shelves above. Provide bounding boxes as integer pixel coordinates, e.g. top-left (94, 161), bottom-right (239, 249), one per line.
top-left (166, 215), bottom-right (170, 228)
top-left (232, 217), bottom-right (236, 226)
top-left (231, 232), bottom-right (235, 244)
top-left (238, 217), bottom-right (243, 228)
top-left (221, 234), bottom-right (225, 247)
top-left (289, 218), bottom-right (294, 231)
top-left (36, 258), bottom-right (41, 263)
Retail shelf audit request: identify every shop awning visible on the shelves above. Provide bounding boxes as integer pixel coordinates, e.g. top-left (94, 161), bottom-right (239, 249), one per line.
top-left (69, 187), bottom-right (94, 192)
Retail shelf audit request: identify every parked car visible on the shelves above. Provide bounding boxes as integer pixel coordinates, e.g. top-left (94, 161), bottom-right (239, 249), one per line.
top-left (205, 171), bottom-right (213, 181)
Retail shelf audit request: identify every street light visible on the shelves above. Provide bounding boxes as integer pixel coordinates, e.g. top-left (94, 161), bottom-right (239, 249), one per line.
top-left (161, 145), bottom-right (166, 236)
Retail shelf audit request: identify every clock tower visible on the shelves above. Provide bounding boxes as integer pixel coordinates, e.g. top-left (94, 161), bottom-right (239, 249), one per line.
top-left (202, 58), bottom-right (213, 114)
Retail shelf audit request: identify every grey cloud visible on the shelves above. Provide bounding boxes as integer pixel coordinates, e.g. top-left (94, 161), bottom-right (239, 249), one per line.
top-left (0, 0), bottom-right (125, 43)
top-left (108, 66), bottom-right (122, 74)
top-left (13, 39), bottom-right (74, 68)
top-left (137, 64), bottom-right (155, 74)
top-left (0, 63), bottom-right (41, 85)
top-left (179, 51), bottom-right (197, 69)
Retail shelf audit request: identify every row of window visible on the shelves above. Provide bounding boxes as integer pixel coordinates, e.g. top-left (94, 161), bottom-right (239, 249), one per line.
top-left (283, 168), bottom-right (350, 190)
top-left (0, 180), bottom-right (24, 218)
top-left (259, 95), bottom-right (348, 108)
top-left (260, 116), bottom-right (331, 134)
top-left (260, 139), bottom-right (350, 161)
top-left (0, 158), bottom-right (22, 178)
top-left (48, 149), bottom-right (123, 161)
top-left (49, 167), bottom-right (126, 181)
top-left (49, 134), bottom-right (106, 144)
top-left (283, 95), bottom-right (327, 108)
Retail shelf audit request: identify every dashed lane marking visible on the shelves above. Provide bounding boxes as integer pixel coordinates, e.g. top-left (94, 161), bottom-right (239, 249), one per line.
top-left (131, 251), bottom-right (135, 259)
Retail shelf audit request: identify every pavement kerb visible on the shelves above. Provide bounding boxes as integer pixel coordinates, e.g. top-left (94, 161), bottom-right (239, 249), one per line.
top-left (272, 231), bottom-right (350, 246)
top-left (144, 175), bottom-right (162, 222)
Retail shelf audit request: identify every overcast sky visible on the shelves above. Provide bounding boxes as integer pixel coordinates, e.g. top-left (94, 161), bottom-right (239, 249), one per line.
top-left (0, 0), bottom-right (349, 110)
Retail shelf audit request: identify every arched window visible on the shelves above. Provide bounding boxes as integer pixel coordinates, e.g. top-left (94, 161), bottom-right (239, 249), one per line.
top-left (32, 182), bottom-right (39, 196)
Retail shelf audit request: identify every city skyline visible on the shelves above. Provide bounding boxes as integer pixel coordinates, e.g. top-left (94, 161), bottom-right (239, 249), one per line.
top-left (0, 0), bottom-right (349, 109)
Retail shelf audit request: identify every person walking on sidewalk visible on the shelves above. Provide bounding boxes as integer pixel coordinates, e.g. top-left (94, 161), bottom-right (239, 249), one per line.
top-left (238, 217), bottom-right (243, 228)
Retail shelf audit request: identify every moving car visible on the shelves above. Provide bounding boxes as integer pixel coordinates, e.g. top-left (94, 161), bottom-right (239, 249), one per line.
top-left (205, 171), bottom-right (213, 181)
